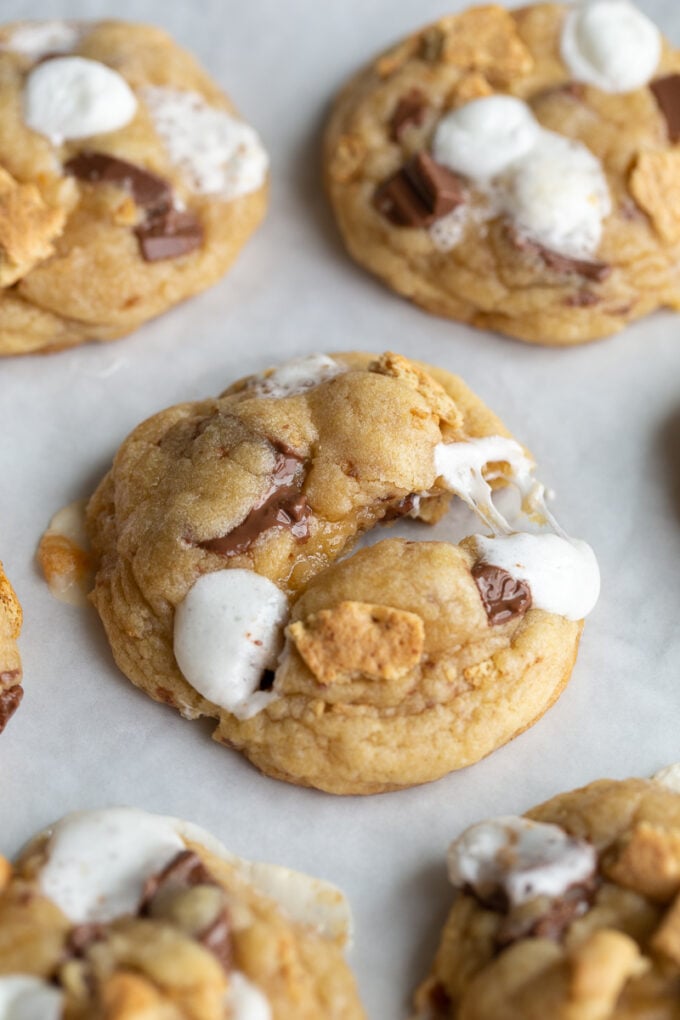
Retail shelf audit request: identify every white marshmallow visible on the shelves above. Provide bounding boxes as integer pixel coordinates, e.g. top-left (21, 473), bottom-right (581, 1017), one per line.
top-left (246, 354), bottom-right (344, 398)
top-left (174, 569), bottom-right (288, 720)
top-left (561, 0), bottom-right (661, 93)
top-left (24, 56), bottom-right (137, 144)
top-left (470, 531), bottom-right (601, 620)
top-left (651, 763), bottom-right (680, 793)
top-left (2, 20), bottom-right (82, 59)
top-left (0, 977), bottom-right (62, 1020)
top-left (226, 973), bottom-right (272, 1020)
top-left (448, 815), bottom-right (597, 907)
top-left (433, 96), bottom-right (540, 180)
top-left (38, 808), bottom-right (185, 923)
top-left (504, 130), bottom-right (611, 258)
top-left (143, 87), bottom-right (268, 198)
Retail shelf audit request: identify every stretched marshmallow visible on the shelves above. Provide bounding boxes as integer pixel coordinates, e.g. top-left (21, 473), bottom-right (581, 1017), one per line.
top-left (38, 808), bottom-right (185, 922)
top-left (24, 56), bottom-right (137, 144)
top-left (174, 569), bottom-right (288, 720)
top-left (1, 20), bottom-right (82, 59)
top-left (226, 973), bottom-right (272, 1020)
top-left (143, 87), bottom-right (268, 199)
top-left (504, 130), bottom-right (610, 258)
top-left (0, 977), bottom-right (62, 1020)
top-left (448, 815), bottom-right (597, 907)
top-left (433, 96), bottom-right (540, 180)
top-left (245, 354), bottom-right (344, 399)
top-left (561, 0), bottom-right (661, 93)
top-left (470, 532), bottom-right (600, 620)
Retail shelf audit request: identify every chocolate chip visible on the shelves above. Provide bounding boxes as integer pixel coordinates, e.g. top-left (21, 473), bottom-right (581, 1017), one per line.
top-left (495, 879), bottom-right (598, 947)
top-left (472, 563), bottom-right (532, 626)
top-left (140, 850), bottom-right (215, 912)
top-left (65, 151), bottom-right (172, 211)
top-left (390, 89), bottom-right (427, 141)
top-left (64, 923), bottom-right (107, 958)
top-left (259, 669), bottom-right (276, 691)
top-left (198, 911), bottom-right (232, 971)
top-left (135, 208), bottom-right (204, 263)
top-left (381, 493), bottom-right (420, 522)
top-left (374, 152), bottom-right (465, 227)
top-left (0, 679), bottom-right (23, 734)
top-left (510, 229), bottom-right (611, 282)
top-left (651, 74), bottom-right (680, 143)
top-left (199, 446), bottom-right (311, 557)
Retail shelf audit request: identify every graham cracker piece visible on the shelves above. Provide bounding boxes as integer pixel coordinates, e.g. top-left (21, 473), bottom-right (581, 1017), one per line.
top-left (605, 822), bottom-right (680, 902)
top-left (288, 600), bottom-right (424, 685)
top-left (630, 151), bottom-right (680, 244)
top-left (369, 351), bottom-right (463, 429)
top-left (0, 167), bottom-right (65, 286)
top-left (439, 6), bottom-right (533, 85)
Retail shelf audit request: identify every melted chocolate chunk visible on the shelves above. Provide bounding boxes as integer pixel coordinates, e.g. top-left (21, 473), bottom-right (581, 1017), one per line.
top-left (199, 447), bottom-right (311, 557)
top-left (0, 679), bottom-right (23, 734)
top-left (472, 563), bottom-right (532, 626)
top-left (135, 208), bottom-right (204, 263)
top-left (381, 493), bottom-right (420, 522)
top-left (259, 669), bottom-right (276, 691)
top-left (651, 74), bottom-right (680, 143)
top-left (65, 151), bottom-right (172, 210)
top-left (140, 850), bottom-right (214, 911)
top-left (374, 152), bottom-right (465, 227)
top-left (64, 923), bottom-right (107, 958)
top-left (495, 880), bottom-right (598, 947)
top-left (199, 911), bottom-right (232, 971)
top-left (390, 89), bottom-right (427, 141)
top-left (564, 289), bottom-right (600, 308)
top-left (510, 229), bottom-right (611, 282)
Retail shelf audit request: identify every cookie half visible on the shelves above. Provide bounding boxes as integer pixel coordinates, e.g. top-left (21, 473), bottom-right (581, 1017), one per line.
top-left (324, 2), bottom-right (680, 345)
top-left (0, 562), bottom-right (22, 733)
top-left (81, 351), bottom-right (599, 794)
top-left (0, 19), bottom-right (268, 355)
top-left (414, 768), bottom-right (680, 1019)
top-left (0, 807), bottom-right (364, 1018)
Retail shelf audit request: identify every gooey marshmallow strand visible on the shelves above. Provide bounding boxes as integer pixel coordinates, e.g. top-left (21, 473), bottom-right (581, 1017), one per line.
top-left (20, 807), bottom-right (349, 1020)
top-left (433, 95), bottom-right (610, 260)
top-left (447, 815), bottom-right (597, 907)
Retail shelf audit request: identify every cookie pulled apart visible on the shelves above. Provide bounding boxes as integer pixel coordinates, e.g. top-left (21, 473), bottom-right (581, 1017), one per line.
top-left (415, 767), bottom-right (680, 1019)
top-left (0, 807), bottom-right (364, 1019)
top-left (82, 352), bottom-right (599, 794)
top-left (0, 19), bottom-right (268, 355)
top-left (325, 1), bottom-right (680, 345)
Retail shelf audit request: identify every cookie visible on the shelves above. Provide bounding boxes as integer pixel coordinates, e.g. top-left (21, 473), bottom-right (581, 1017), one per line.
top-left (324, 2), bottom-right (680, 345)
top-left (0, 806), bottom-right (364, 1018)
top-left (414, 766), bottom-right (680, 1019)
top-left (0, 562), bottom-right (22, 733)
top-left (0, 19), bottom-right (268, 355)
top-left (80, 351), bottom-right (599, 794)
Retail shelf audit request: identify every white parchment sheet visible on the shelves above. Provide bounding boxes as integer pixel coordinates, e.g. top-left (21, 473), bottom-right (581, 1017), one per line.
top-left (1, 1), bottom-right (680, 1016)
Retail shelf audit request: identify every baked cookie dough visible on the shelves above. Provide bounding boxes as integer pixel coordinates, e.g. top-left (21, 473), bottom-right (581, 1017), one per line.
top-left (324, 1), bottom-right (680, 345)
top-left (0, 19), bottom-right (268, 355)
top-left (0, 562), bottom-right (22, 733)
top-left (0, 806), bottom-right (364, 1019)
top-left (414, 765), bottom-right (680, 1019)
top-left (83, 351), bottom-right (599, 794)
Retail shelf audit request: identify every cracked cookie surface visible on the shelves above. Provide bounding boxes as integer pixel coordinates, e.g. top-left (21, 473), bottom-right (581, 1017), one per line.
top-left (414, 770), bottom-right (680, 1019)
top-left (82, 351), bottom-right (597, 794)
top-left (324, 2), bottom-right (680, 345)
top-left (0, 19), bottom-right (267, 355)
top-left (0, 807), bottom-right (364, 1019)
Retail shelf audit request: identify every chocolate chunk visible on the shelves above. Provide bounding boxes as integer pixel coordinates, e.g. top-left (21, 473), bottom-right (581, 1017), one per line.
top-left (651, 75), bottom-right (680, 143)
top-left (65, 151), bottom-right (172, 210)
top-left (496, 880), bottom-right (597, 947)
top-left (390, 89), bottom-right (427, 141)
top-left (0, 679), bottom-right (23, 734)
top-left (198, 911), bottom-right (232, 971)
top-left (381, 493), bottom-right (421, 522)
top-left (199, 446), bottom-right (311, 557)
top-left (472, 563), bottom-right (532, 626)
top-left (140, 850), bottom-right (214, 912)
top-left (135, 208), bottom-right (204, 263)
top-left (259, 669), bottom-right (276, 691)
top-left (65, 923), bottom-right (107, 957)
top-left (374, 152), bottom-right (465, 227)
top-left (510, 229), bottom-right (611, 282)
top-left (564, 289), bottom-right (600, 308)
